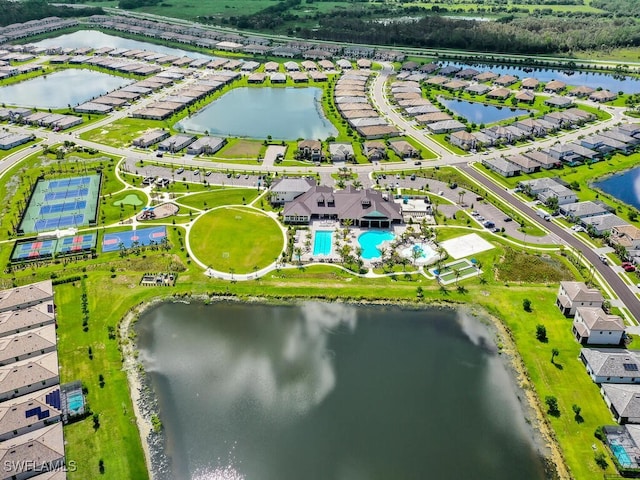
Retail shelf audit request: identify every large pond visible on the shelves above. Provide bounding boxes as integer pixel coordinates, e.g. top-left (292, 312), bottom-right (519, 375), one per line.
top-left (438, 97), bottom-right (528, 124)
top-left (0, 69), bottom-right (132, 108)
top-left (441, 61), bottom-right (640, 94)
top-left (32, 30), bottom-right (216, 60)
top-left (137, 302), bottom-right (546, 480)
top-left (594, 167), bottom-right (640, 209)
top-left (176, 87), bottom-right (338, 140)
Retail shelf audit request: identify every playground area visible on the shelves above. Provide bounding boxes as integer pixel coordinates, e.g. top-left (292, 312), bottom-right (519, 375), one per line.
top-left (11, 233), bottom-right (97, 262)
top-left (101, 226), bottom-right (167, 252)
top-left (18, 174), bottom-right (101, 234)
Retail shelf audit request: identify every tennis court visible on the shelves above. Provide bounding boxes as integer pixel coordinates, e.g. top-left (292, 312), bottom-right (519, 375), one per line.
top-left (11, 233), bottom-right (97, 262)
top-left (102, 226), bottom-right (167, 253)
top-left (18, 174), bottom-right (101, 234)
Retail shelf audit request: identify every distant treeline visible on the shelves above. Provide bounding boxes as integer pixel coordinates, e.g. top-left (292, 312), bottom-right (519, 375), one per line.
top-left (0, 0), bottom-right (103, 27)
top-left (592, 0), bottom-right (640, 16)
top-left (118, 0), bottom-right (162, 10)
top-left (222, 1), bottom-right (640, 55)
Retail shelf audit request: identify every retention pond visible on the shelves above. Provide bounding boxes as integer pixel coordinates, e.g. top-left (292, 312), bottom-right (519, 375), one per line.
top-left (137, 301), bottom-right (546, 480)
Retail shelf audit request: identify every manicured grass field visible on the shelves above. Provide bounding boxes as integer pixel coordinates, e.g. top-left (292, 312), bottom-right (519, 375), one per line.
top-left (176, 188), bottom-right (259, 210)
top-left (189, 207), bottom-right (284, 273)
top-left (80, 119), bottom-right (157, 148)
top-left (216, 139), bottom-right (264, 159)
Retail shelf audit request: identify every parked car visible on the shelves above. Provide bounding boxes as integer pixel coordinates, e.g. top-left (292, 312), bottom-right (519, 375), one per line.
top-left (176, 167), bottom-right (184, 174)
top-left (599, 255), bottom-right (608, 265)
top-left (503, 217), bottom-right (512, 222)
top-left (622, 262), bottom-right (632, 268)
top-left (205, 171), bottom-right (212, 177)
top-left (624, 265), bottom-right (636, 273)
top-left (193, 170), bottom-right (200, 175)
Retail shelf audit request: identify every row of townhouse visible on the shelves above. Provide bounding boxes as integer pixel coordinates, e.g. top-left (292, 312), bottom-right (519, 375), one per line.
top-left (0, 280), bottom-right (84, 480)
top-left (82, 14), bottom-right (405, 61)
top-left (456, 108), bottom-right (596, 153)
top-left (334, 71), bottom-right (400, 141)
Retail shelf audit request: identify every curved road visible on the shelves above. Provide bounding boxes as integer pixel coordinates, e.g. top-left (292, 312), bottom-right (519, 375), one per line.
top-left (461, 165), bottom-right (640, 322)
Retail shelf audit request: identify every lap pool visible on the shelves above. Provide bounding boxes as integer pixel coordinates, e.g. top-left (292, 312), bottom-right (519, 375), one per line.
top-left (313, 230), bottom-right (333, 256)
top-left (358, 231), bottom-right (395, 259)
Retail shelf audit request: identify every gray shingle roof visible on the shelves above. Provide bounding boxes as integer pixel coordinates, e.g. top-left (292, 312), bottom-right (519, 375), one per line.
top-left (602, 384), bottom-right (640, 420)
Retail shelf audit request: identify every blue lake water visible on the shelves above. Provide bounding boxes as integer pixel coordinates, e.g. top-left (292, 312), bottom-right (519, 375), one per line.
top-left (176, 87), bottom-right (338, 140)
top-left (441, 61), bottom-right (640, 94)
top-left (594, 167), bottom-right (640, 209)
top-left (33, 30), bottom-right (216, 60)
top-left (0, 69), bottom-right (132, 108)
top-left (137, 302), bottom-right (546, 480)
top-left (439, 97), bottom-right (528, 124)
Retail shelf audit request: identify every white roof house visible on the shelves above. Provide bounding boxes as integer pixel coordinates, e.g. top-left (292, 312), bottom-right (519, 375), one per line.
top-left (556, 281), bottom-right (603, 317)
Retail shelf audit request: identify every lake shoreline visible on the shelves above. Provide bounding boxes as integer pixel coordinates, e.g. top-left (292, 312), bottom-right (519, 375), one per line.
top-left (123, 294), bottom-right (566, 480)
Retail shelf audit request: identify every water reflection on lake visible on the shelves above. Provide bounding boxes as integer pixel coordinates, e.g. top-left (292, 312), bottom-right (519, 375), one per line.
top-left (438, 96), bottom-right (528, 124)
top-left (137, 301), bottom-right (546, 480)
top-left (176, 87), bottom-right (338, 140)
top-left (594, 167), bottom-right (640, 209)
top-left (441, 61), bottom-right (640, 94)
top-left (33, 30), bottom-right (216, 60)
top-left (0, 69), bottom-right (132, 108)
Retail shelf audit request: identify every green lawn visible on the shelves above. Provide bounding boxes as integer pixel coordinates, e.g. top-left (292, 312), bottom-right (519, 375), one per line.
top-left (189, 207), bottom-right (283, 273)
top-left (80, 119), bottom-right (161, 149)
top-left (101, 190), bottom-right (148, 225)
top-left (176, 188), bottom-right (260, 210)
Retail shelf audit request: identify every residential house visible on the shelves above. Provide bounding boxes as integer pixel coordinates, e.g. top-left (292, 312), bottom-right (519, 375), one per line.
top-left (0, 325), bottom-right (57, 367)
top-left (520, 77), bottom-right (540, 90)
top-left (186, 136), bottom-right (226, 155)
top-left (0, 423), bottom-right (65, 480)
top-left (482, 157), bottom-right (520, 177)
top-left (269, 177), bottom-right (316, 205)
top-left (449, 131), bottom-right (477, 151)
top-left (465, 84), bottom-right (491, 96)
top-left (581, 214), bottom-right (629, 236)
top-left (0, 352), bottom-right (59, 402)
top-left (601, 384), bottom-right (640, 424)
top-left (455, 68), bottom-right (479, 79)
top-left (329, 142), bottom-right (354, 163)
top-left (297, 140), bottom-right (323, 162)
top-left (514, 90), bottom-right (535, 104)
top-left (544, 96), bottom-right (573, 108)
top-left (388, 140), bottom-right (418, 159)
top-left (559, 201), bottom-right (609, 221)
top-left (609, 224), bottom-right (640, 252)
top-left (427, 120), bottom-right (466, 134)
top-left (570, 85), bottom-right (595, 98)
top-left (494, 74), bottom-right (518, 87)
top-left (590, 90), bottom-right (618, 103)
top-left (522, 150), bottom-right (559, 169)
top-left (132, 129), bottom-right (169, 148)
top-left (363, 141), bottom-right (386, 161)
top-left (505, 154), bottom-right (540, 173)
top-left (544, 80), bottom-right (566, 93)
top-left (580, 348), bottom-right (640, 384)
top-left (0, 386), bottom-right (63, 441)
top-left (473, 71), bottom-right (498, 83)
top-left (486, 88), bottom-right (511, 100)
top-left (0, 281), bottom-right (52, 314)
top-left (157, 134), bottom-right (196, 152)
top-left (556, 281), bottom-right (603, 317)
top-left (572, 307), bottom-right (624, 345)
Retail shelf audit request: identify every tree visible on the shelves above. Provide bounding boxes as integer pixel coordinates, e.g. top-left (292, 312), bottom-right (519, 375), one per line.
top-left (545, 396), bottom-right (560, 417)
top-left (551, 347), bottom-right (559, 364)
top-left (536, 324), bottom-right (547, 342)
top-left (416, 285), bottom-right (423, 298)
top-left (523, 298), bottom-right (532, 312)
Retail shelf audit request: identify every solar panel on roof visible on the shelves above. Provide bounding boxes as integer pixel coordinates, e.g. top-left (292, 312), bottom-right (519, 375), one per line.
top-left (623, 363), bottom-right (638, 371)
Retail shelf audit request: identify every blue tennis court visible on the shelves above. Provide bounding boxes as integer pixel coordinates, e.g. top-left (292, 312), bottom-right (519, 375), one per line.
top-left (40, 200), bottom-right (87, 215)
top-left (49, 177), bottom-right (91, 189)
top-left (102, 226), bottom-right (167, 253)
top-left (44, 188), bottom-right (89, 201)
top-left (56, 233), bottom-right (97, 255)
top-left (11, 239), bottom-right (56, 261)
top-left (18, 174), bottom-right (101, 234)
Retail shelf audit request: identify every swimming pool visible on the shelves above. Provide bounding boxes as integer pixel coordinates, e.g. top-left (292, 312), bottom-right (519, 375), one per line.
top-left (358, 231), bottom-right (395, 259)
top-left (313, 230), bottom-right (333, 256)
top-left (611, 442), bottom-right (633, 467)
top-left (68, 391), bottom-right (84, 414)
top-left (399, 242), bottom-right (437, 265)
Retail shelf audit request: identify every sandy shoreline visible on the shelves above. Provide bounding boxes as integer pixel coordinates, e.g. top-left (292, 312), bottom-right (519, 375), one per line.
top-left (121, 296), bottom-right (570, 480)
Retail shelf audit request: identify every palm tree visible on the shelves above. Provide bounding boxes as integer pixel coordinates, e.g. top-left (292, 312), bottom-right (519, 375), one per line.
top-left (458, 190), bottom-right (466, 206)
top-left (293, 247), bottom-right (303, 264)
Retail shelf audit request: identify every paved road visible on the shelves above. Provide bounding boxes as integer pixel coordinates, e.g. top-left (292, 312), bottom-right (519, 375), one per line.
top-left (461, 164), bottom-right (640, 322)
